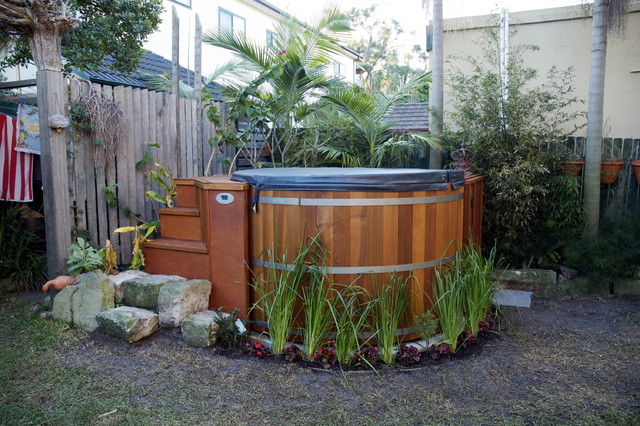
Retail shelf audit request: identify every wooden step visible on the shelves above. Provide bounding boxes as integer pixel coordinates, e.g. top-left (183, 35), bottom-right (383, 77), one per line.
top-left (158, 207), bottom-right (202, 240)
top-left (143, 238), bottom-right (208, 254)
top-left (158, 206), bottom-right (199, 216)
top-left (175, 179), bottom-right (197, 208)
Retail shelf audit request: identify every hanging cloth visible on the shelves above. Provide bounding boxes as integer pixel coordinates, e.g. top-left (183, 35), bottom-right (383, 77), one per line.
top-left (0, 113), bottom-right (34, 202)
top-left (15, 103), bottom-right (41, 155)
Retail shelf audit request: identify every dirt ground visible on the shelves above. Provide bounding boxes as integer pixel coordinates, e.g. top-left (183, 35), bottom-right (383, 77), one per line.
top-left (17, 294), bottom-right (631, 424)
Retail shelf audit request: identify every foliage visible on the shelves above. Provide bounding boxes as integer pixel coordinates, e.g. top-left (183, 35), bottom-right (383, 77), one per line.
top-left (327, 283), bottom-right (374, 366)
top-left (67, 237), bottom-right (105, 276)
top-left (113, 222), bottom-right (158, 269)
top-left (0, 0), bottom-right (163, 74)
top-left (562, 211), bottom-right (640, 287)
top-left (395, 344), bottom-right (422, 367)
top-left (347, 6), bottom-right (428, 98)
top-left (415, 310), bottom-right (439, 342)
top-left (249, 232), bottom-right (322, 356)
top-left (444, 25), bottom-right (585, 264)
top-left (302, 258), bottom-right (334, 360)
top-left (370, 273), bottom-right (413, 364)
top-left (432, 263), bottom-right (467, 353)
top-left (203, 7), bottom-right (351, 167)
top-left (321, 75), bottom-right (434, 167)
top-left (283, 344), bottom-right (303, 363)
top-left (146, 163), bottom-right (176, 208)
top-left (0, 203), bottom-right (47, 290)
top-left (102, 239), bottom-right (118, 275)
top-left (213, 308), bottom-right (247, 350)
top-left (459, 243), bottom-right (498, 337)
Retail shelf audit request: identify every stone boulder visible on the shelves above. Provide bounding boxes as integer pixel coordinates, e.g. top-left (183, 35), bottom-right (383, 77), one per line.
top-left (494, 269), bottom-right (557, 296)
top-left (72, 271), bottom-right (114, 332)
top-left (158, 280), bottom-right (211, 327)
top-left (96, 307), bottom-right (158, 343)
top-left (181, 311), bottom-right (221, 347)
top-left (51, 284), bottom-right (79, 324)
top-left (122, 274), bottom-right (185, 309)
top-left (106, 270), bottom-right (149, 302)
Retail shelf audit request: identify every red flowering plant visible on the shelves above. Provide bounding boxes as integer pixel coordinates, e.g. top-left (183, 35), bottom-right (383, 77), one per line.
top-left (395, 343), bottom-right (422, 367)
top-left (244, 341), bottom-right (271, 359)
top-left (429, 343), bottom-right (452, 360)
top-left (312, 342), bottom-right (337, 369)
top-left (352, 346), bottom-right (380, 367)
top-left (283, 343), bottom-right (303, 363)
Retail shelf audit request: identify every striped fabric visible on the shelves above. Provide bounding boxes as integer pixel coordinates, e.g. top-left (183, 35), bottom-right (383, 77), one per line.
top-left (0, 113), bottom-right (33, 202)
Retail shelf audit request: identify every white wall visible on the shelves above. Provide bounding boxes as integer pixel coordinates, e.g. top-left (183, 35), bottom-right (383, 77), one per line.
top-left (441, 4), bottom-right (640, 138)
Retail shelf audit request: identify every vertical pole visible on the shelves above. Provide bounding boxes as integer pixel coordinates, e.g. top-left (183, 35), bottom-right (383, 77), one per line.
top-left (428, 0), bottom-right (443, 169)
top-left (194, 13), bottom-right (203, 176)
top-left (37, 70), bottom-right (72, 277)
top-left (172, 5), bottom-right (182, 177)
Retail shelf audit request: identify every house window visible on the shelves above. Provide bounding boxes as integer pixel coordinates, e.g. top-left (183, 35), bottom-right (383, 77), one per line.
top-left (219, 8), bottom-right (246, 35)
top-left (266, 30), bottom-right (277, 49)
top-left (334, 61), bottom-right (346, 76)
top-left (170, 0), bottom-right (191, 7)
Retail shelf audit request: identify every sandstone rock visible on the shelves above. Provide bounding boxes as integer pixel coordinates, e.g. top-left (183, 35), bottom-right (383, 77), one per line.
top-left (96, 307), bottom-right (158, 343)
top-left (158, 280), bottom-right (211, 327)
top-left (122, 274), bottom-right (185, 309)
top-left (613, 279), bottom-right (640, 297)
top-left (107, 270), bottom-right (150, 302)
top-left (51, 284), bottom-right (79, 324)
top-left (557, 276), bottom-right (609, 297)
top-left (72, 271), bottom-right (114, 332)
top-left (181, 311), bottom-right (221, 347)
top-left (494, 269), bottom-right (557, 296)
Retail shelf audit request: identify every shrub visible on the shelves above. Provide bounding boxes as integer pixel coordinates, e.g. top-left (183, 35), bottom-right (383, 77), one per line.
top-left (213, 308), bottom-right (246, 350)
top-left (445, 24), bottom-right (584, 265)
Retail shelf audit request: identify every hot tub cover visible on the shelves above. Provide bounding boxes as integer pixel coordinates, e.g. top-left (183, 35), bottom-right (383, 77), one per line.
top-left (231, 167), bottom-right (465, 192)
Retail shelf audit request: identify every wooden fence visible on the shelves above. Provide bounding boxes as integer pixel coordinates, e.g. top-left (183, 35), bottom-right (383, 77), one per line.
top-left (67, 80), bottom-right (229, 264)
top-left (564, 137), bottom-right (640, 213)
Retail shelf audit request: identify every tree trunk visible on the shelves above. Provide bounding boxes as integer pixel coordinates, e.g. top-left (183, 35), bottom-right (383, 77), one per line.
top-left (428, 0), bottom-right (443, 169)
top-left (583, 0), bottom-right (609, 237)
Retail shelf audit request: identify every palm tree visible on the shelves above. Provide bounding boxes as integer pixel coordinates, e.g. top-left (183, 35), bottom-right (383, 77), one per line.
top-left (583, 0), bottom-right (631, 237)
top-left (321, 73), bottom-right (434, 168)
top-left (202, 7), bottom-right (351, 166)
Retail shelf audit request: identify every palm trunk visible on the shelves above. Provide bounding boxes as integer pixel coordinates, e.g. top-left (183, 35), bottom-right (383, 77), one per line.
top-left (583, 0), bottom-right (608, 237)
top-left (428, 0), bottom-right (443, 169)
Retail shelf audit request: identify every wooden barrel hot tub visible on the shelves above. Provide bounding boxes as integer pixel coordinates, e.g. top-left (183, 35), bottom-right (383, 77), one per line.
top-left (231, 168), bottom-right (465, 342)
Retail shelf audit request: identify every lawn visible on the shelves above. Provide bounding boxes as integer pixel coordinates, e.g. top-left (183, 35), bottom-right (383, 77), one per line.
top-left (1, 294), bottom-right (639, 424)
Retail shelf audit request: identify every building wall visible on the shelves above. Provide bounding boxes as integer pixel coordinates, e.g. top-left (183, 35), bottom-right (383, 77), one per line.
top-left (144, 0), bottom-right (359, 84)
top-left (442, 4), bottom-right (640, 138)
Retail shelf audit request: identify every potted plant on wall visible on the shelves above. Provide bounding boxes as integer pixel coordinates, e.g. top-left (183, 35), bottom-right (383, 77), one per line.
top-left (600, 158), bottom-right (624, 184)
top-left (561, 157), bottom-right (585, 178)
top-left (631, 159), bottom-right (640, 185)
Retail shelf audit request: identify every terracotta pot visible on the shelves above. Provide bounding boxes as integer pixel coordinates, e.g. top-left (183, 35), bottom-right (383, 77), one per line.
top-left (632, 160), bottom-right (640, 185)
top-left (561, 160), bottom-right (585, 177)
top-left (600, 160), bottom-right (624, 184)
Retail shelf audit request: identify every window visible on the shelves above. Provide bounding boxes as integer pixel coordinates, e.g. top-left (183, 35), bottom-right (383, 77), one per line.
top-left (333, 61), bottom-right (346, 76)
top-left (170, 0), bottom-right (191, 7)
top-left (219, 8), bottom-right (245, 35)
top-left (266, 30), bottom-right (277, 49)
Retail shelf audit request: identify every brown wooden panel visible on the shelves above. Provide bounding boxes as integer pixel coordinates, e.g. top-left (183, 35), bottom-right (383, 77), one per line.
top-left (144, 248), bottom-right (209, 278)
top-left (176, 181), bottom-right (197, 207)
top-left (159, 214), bottom-right (202, 241)
top-left (113, 85), bottom-right (132, 264)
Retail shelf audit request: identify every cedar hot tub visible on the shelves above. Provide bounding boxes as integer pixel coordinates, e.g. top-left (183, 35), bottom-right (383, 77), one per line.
top-left (231, 167), bottom-right (466, 341)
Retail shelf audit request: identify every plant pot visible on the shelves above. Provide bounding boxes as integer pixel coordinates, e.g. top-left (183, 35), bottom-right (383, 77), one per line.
top-left (600, 160), bottom-right (624, 184)
top-left (632, 160), bottom-right (640, 185)
top-left (561, 160), bottom-right (584, 177)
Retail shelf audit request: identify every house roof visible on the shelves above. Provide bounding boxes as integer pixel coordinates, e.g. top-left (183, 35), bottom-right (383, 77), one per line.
top-left (383, 102), bottom-right (430, 132)
top-left (76, 50), bottom-right (223, 99)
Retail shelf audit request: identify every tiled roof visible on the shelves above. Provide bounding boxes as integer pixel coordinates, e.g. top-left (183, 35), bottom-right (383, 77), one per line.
top-left (383, 102), bottom-right (430, 132)
top-left (78, 50), bottom-right (222, 99)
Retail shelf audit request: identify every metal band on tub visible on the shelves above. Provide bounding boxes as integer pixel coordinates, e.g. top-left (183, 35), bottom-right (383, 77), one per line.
top-left (256, 192), bottom-right (463, 206)
top-left (251, 254), bottom-right (457, 275)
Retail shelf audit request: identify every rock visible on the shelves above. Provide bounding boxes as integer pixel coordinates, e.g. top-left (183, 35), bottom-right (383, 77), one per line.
top-left (613, 279), bottom-right (640, 297)
top-left (557, 276), bottom-right (609, 297)
top-left (158, 280), bottom-right (211, 327)
top-left (51, 284), bottom-right (79, 324)
top-left (96, 307), bottom-right (158, 343)
top-left (494, 269), bottom-right (557, 296)
top-left (106, 270), bottom-right (150, 302)
top-left (122, 274), bottom-right (185, 309)
top-left (181, 311), bottom-right (221, 347)
top-left (72, 271), bottom-right (114, 332)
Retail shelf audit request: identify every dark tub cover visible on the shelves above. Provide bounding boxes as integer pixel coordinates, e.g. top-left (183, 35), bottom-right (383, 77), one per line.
top-left (231, 167), bottom-right (465, 192)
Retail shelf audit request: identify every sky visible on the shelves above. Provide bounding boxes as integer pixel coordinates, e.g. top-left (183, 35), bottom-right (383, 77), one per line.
top-left (268, 0), bottom-right (586, 64)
